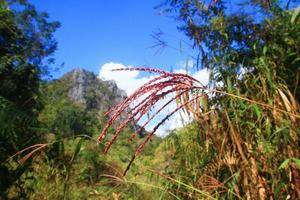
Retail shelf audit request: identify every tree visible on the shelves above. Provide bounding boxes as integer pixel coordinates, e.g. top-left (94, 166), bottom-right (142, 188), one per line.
top-left (159, 0), bottom-right (300, 100)
top-left (0, 0), bottom-right (60, 109)
top-left (0, 0), bottom-right (59, 197)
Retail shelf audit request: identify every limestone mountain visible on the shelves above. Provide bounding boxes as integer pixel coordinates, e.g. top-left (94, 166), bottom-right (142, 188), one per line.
top-left (39, 68), bottom-right (130, 137)
top-left (45, 68), bottom-right (127, 112)
top-left (40, 68), bottom-right (154, 139)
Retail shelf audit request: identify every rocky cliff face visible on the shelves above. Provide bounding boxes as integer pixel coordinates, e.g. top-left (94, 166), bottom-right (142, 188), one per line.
top-left (61, 68), bottom-right (127, 111)
top-left (45, 68), bottom-right (147, 136)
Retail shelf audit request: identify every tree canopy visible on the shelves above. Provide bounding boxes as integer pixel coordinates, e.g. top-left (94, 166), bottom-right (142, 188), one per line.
top-left (160, 0), bottom-right (300, 100)
top-left (0, 0), bottom-right (59, 196)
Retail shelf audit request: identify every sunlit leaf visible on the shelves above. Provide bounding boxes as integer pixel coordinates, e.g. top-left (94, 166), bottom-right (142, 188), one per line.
top-left (291, 6), bottom-right (300, 24)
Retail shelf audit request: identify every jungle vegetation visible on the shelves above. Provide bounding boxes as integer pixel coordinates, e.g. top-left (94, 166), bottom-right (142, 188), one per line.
top-left (0, 0), bottom-right (299, 199)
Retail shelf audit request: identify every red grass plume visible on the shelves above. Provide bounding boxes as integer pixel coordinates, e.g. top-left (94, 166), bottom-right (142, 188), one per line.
top-left (97, 67), bottom-right (205, 175)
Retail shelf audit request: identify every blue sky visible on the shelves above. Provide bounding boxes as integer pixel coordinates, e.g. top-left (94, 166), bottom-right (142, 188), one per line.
top-left (29, 1), bottom-right (300, 135)
top-left (30, 0), bottom-right (197, 78)
top-left (29, 0), bottom-right (209, 136)
top-left (29, 0), bottom-right (299, 79)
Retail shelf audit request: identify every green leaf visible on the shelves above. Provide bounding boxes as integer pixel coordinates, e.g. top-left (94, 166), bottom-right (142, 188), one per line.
top-left (279, 159), bottom-right (291, 169)
top-left (226, 77), bottom-right (232, 93)
top-left (291, 158), bottom-right (300, 167)
top-left (263, 46), bottom-right (268, 55)
top-left (291, 6), bottom-right (300, 24)
top-left (252, 104), bottom-right (261, 119)
top-left (71, 138), bottom-right (83, 163)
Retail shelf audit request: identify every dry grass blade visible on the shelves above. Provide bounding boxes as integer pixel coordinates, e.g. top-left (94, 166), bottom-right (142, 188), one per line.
top-left (7, 143), bottom-right (50, 163)
top-left (18, 144), bottom-right (48, 164)
top-left (197, 175), bottom-right (225, 191)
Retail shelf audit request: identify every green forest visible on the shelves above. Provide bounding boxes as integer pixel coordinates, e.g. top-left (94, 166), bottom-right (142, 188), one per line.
top-left (0, 0), bottom-right (300, 199)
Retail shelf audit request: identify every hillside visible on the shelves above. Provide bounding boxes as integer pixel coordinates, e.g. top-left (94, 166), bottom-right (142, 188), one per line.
top-left (48, 68), bottom-right (127, 111)
top-left (40, 68), bottom-right (147, 136)
top-left (6, 68), bottom-right (162, 199)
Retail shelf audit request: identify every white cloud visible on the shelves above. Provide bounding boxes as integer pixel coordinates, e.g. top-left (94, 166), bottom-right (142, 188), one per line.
top-left (98, 62), bottom-right (151, 95)
top-left (98, 62), bottom-right (210, 137)
top-left (192, 68), bottom-right (210, 86)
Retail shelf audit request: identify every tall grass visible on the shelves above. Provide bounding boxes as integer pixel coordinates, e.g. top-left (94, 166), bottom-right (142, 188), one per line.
top-left (98, 66), bottom-right (300, 199)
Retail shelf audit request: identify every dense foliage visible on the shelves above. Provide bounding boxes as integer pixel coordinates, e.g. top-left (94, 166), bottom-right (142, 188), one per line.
top-left (0, 0), bottom-right (59, 197)
top-left (161, 0), bottom-right (300, 96)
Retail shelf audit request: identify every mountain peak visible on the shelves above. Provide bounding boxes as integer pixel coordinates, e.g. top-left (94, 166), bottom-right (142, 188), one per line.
top-left (59, 69), bottom-right (127, 111)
